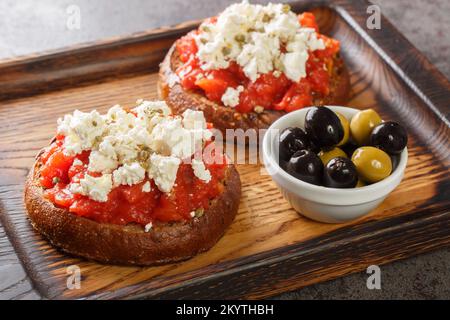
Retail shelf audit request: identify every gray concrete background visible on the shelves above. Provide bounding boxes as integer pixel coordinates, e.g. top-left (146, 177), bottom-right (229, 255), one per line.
top-left (0, 0), bottom-right (449, 299)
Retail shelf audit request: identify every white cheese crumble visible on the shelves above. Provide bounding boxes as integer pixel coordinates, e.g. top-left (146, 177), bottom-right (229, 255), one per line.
top-left (88, 150), bottom-right (118, 173)
top-left (57, 100), bottom-right (215, 202)
top-left (191, 159), bottom-right (212, 183)
top-left (69, 174), bottom-right (113, 202)
top-left (221, 86), bottom-right (244, 107)
top-left (194, 1), bottom-right (325, 83)
top-left (144, 222), bottom-right (153, 232)
top-left (72, 159), bottom-right (83, 166)
top-left (113, 162), bottom-right (146, 186)
top-left (150, 118), bottom-right (188, 157)
top-left (57, 110), bottom-right (106, 155)
top-left (182, 109), bottom-right (213, 143)
top-left (142, 181), bottom-right (151, 192)
top-left (282, 28), bottom-right (325, 81)
top-left (182, 109), bottom-right (207, 130)
top-left (148, 154), bottom-right (181, 193)
top-left (149, 117), bottom-right (203, 159)
top-left (134, 100), bottom-right (171, 119)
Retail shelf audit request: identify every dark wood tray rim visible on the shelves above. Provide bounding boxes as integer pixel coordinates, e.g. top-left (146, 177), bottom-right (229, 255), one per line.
top-left (0, 0), bottom-right (449, 299)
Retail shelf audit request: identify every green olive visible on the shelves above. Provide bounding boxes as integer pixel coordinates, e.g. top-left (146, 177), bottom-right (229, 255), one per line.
top-left (351, 147), bottom-right (392, 183)
top-left (350, 109), bottom-right (382, 145)
top-left (318, 147), bottom-right (347, 165)
top-left (336, 112), bottom-right (350, 146)
top-left (356, 179), bottom-right (366, 188)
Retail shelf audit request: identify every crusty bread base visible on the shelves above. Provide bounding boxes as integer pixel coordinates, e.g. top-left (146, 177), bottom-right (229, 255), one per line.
top-left (24, 154), bottom-right (241, 266)
top-left (158, 42), bottom-right (351, 134)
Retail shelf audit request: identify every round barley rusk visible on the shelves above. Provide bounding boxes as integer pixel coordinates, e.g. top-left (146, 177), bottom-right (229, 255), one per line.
top-left (25, 150), bottom-right (241, 266)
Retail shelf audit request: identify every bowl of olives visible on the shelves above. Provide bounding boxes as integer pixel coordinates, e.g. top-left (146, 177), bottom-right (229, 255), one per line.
top-left (262, 106), bottom-right (408, 223)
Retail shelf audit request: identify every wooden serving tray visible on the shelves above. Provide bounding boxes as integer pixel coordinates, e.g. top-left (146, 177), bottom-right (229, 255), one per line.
top-left (0, 0), bottom-right (449, 299)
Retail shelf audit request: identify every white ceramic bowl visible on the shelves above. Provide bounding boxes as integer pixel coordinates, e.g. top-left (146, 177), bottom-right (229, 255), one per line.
top-left (262, 106), bottom-right (408, 223)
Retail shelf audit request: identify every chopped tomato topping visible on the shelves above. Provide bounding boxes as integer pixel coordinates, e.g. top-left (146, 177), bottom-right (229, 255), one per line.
top-left (275, 79), bottom-right (312, 112)
top-left (39, 148), bottom-right (75, 188)
top-left (40, 138), bottom-right (63, 164)
top-left (236, 72), bottom-right (290, 113)
top-left (316, 35), bottom-right (340, 59)
top-left (176, 32), bottom-right (199, 63)
top-left (68, 151), bottom-right (90, 179)
top-left (306, 57), bottom-right (330, 96)
top-left (196, 69), bottom-right (239, 102)
top-left (176, 56), bottom-right (204, 90)
top-left (153, 158), bottom-right (226, 222)
top-left (299, 12), bottom-right (319, 32)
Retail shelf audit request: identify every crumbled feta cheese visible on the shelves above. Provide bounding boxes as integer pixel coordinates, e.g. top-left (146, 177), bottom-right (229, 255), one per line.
top-left (281, 50), bottom-right (308, 83)
top-left (150, 118), bottom-right (195, 159)
top-left (105, 104), bottom-right (126, 122)
top-left (56, 100), bottom-right (214, 201)
top-left (264, 8), bottom-right (299, 40)
top-left (304, 28), bottom-right (326, 51)
top-left (104, 136), bottom-right (136, 164)
top-left (113, 162), bottom-right (146, 186)
top-left (57, 110), bottom-right (106, 155)
top-left (148, 154), bottom-right (181, 193)
top-left (88, 150), bottom-right (119, 173)
top-left (73, 159), bottom-right (83, 166)
top-left (130, 124), bottom-right (152, 146)
top-left (97, 136), bottom-right (117, 159)
top-left (134, 100), bottom-right (171, 118)
top-left (144, 222), bottom-right (153, 232)
top-left (236, 33), bottom-right (280, 82)
top-left (194, 1), bottom-right (326, 83)
top-left (280, 29), bottom-right (325, 82)
top-left (142, 181), bottom-right (151, 192)
top-left (191, 159), bottom-right (212, 183)
top-left (182, 109), bottom-right (207, 130)
top-left (221, 86), bottom-right (244, 107)
top-left (182, 109), bottom-right (211, 147)
top-left (69, 174), bottom-right (113, 202)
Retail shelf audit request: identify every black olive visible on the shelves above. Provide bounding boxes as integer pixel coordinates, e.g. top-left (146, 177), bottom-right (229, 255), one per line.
top-left (279, 159), bottom-right (289, 171)
top-left (370, 121), bottom-right (407, 155)
top-left (323, 157), bottom-right (358, 188)
top-left (305, 106), bottom-right (344, 148)
top-left (307, 136), bottom-right (321, 153)
top-left (341, 142), bottom-right (359, 157)
top-left (279, 127), bottom-right (310, 162)
top-left (390, 154), bottom-right (400, 171)
top-left (285, 150), bottom-right (323, 185)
